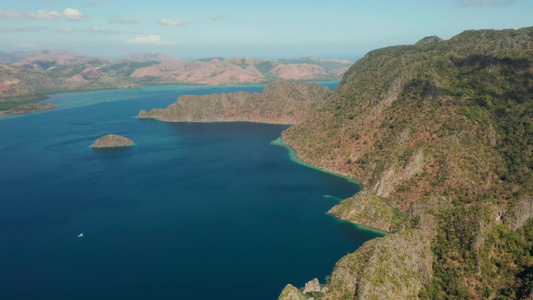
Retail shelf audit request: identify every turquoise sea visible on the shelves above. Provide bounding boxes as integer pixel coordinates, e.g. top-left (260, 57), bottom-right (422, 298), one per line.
top-left (0, 83), bottom-right (382, 299)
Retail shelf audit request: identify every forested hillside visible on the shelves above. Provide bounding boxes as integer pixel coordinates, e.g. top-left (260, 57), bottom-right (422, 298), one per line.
top-left (280, 27), bottom-right (533, 299)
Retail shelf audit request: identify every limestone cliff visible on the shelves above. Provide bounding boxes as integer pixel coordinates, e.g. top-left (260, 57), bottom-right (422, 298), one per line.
top-left (324, 229), bottom-right (433, 300)
top-left (283, 27), bottom-right (533, 211)
top-left (138, 79), bottom-right (331, 124)
top-left (503, 195), bottom-right (533, 230)
top-left (279, 27), bottom-right (533, 299)
top-left (278, 284), bottom-right (305, 300)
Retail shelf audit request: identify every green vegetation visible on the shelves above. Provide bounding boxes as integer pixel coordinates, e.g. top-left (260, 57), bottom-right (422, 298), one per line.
top-left (280, 27), bottom-right (533, 299)
top-left (423, 211), bottom-right (533, 299)
top-left (329, 189), bottom-right (402, 232)
top-left (138, 79), bottom-right (332, 125)
top-left (0, 103), bottom-right (55, 115)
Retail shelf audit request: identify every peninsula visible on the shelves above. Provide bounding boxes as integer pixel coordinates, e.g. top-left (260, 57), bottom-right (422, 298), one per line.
top-left (0, 103), bottom-right (55, 115)
top-left (138, 78), bottom-right (331, 124)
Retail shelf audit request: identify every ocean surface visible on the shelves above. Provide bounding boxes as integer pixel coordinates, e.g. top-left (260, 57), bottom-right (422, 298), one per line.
top-left (0, 82), bottom-right (382, 299)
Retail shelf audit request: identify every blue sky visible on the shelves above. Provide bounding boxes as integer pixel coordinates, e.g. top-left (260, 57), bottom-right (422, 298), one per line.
top-left (0, 0), bottom-right (531, 60)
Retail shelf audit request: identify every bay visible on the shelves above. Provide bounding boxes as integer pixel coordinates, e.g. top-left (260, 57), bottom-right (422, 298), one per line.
top-left (0, 82), bottom-right (382, 299)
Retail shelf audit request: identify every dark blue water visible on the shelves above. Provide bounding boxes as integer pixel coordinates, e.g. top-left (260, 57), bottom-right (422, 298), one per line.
top-left (0, 83), bottom-right (381, 299)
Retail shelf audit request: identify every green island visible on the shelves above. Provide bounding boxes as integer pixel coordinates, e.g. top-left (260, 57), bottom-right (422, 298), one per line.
top-left (91, 134), bottom-right (135, 148)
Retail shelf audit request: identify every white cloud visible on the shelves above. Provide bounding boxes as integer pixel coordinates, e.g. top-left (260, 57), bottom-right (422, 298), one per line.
top-left (63, 8), bottom-right (89, 21)
top-left (89, 27), bottom-right (121, 35)
top-left (17, 42), bottom-right (36, 48)
top-left (0, 25), bottom-right (47, 33)
top-left (36, 10), bottom-right (61, 20)
top-left (0, 9), bottom-right (60, 20)
top-left (463, 0), bottom-right (514, 5)
top-left (87, 1), bottom-right (108, 7)
top-left (109, 16), bottom-right (140, 24)
top-left (126, 34), bottom-right (176, 45)
top-left (210, 14), bottom-right (226, 21)
top-left (54, 27), bottom-right (76, 34)
top-left (157, 19), bottom-right (187, 26)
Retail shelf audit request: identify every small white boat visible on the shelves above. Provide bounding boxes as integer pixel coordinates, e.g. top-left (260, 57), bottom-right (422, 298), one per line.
top-left (78, 233), bottom-right (84, 238)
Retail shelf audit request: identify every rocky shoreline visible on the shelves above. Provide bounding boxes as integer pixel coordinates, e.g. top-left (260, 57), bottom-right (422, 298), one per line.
top-left (0, 103), bottom-right (56, 116)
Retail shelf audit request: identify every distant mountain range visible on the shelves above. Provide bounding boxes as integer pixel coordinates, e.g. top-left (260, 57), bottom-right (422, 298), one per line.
top-left (0, 50), bottom-right (351, 112)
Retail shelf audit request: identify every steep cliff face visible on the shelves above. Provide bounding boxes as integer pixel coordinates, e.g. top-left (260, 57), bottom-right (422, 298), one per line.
top-left (325, 229), bottom-right (433, 300)
top-left (283, 27), bottom-right (533, 210)
top-left (138, 79), bottom-right (331, 124)
top-left (278, 284), bottom-right (305, 300)
top-left (279, 27), bottom-right (533, 299)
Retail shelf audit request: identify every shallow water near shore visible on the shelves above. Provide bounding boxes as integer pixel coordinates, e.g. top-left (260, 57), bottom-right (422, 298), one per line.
top-left (0, 83), bottom-right (382, 299)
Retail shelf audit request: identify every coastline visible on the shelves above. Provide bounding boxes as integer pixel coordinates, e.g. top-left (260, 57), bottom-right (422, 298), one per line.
top-left (270, 137), bottom-right (361, 185)
top-left (138, 116), bottom-right (295, 126)
top-left (271, 136), bottom-right (392, 235)
top-left (1, 80), bottom-right (341, 116)
top-left (329, 213), bottom-right (389, 236)
top-left (0, 84), bottom-right (143, 114)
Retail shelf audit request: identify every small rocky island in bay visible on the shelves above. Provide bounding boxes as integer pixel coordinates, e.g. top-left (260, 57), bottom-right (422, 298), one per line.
top-left (91, 134), bottom-right (134, 148)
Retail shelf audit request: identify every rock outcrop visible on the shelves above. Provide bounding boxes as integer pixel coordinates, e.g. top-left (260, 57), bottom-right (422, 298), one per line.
top-left (302, 278), bottom-right (321, 294)
top-left (328, 189), bottom-right (398, 232)
top-left (91, 134), bottom-right (134, 148)
top-left (323, 229), bottom-right (433, 300)
top-left (503, 195), bottom-right (533, 230)
top-left (394, 196), bottom-right (452, 236)
top-left (278, 284), bottom-right (305, 300)
top-left (138, 79), bottom-right (331, 124)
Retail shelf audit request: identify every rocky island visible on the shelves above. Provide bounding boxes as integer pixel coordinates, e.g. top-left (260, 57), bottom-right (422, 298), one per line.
top-left (91, 134), bottom-right (134, 148)
top-left (138, 78), bottom-right (331, 124)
